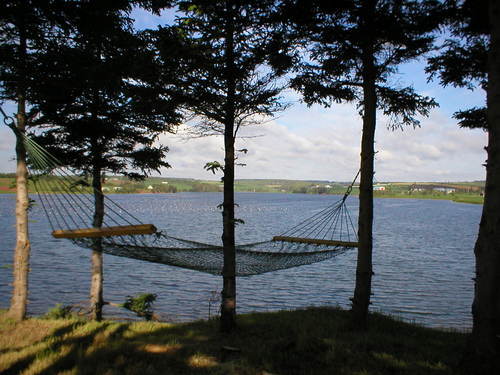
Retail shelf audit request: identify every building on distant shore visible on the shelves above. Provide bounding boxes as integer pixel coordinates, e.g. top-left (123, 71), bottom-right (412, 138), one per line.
top-left (433, 187), bottom-right (456, 194)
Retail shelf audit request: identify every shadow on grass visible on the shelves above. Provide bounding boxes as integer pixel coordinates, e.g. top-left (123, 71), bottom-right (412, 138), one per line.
top-left (1, 322), bottom-right (111, 375)
top-left (0, 320), bottom-right (84, 357)
top-left (71, 320), bottom-right (226, 374)
top-left (39, 323), bottom-right (129, 375)
top-left (1, 352), bottom-right (38, 375)
top-left (0, 308), bottom-right (467, 375)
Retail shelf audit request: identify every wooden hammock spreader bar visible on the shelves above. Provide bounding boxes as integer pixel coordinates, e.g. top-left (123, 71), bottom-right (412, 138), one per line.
top-left (272, 236), bottom-right (359, 248)
top-left (52, 224), bottom-right (157, 239)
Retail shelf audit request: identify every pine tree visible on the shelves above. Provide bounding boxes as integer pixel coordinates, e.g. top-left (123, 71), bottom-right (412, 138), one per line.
top-left (28, 0), bottom-right (184, 321)
top-left (427, 1), bottom-right (500, 372)
top-left (0, 0), bottom-right (71, 321)
top-left (286, 0), bottom-right (439, 329)
top-left (169, 0), bottom-right (287, 332)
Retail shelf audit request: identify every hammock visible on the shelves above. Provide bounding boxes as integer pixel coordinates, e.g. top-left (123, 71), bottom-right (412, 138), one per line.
top-left (21, 132), bottom-right (358, 276)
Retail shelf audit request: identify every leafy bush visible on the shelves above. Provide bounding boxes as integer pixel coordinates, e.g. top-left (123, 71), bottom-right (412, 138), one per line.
top-left (121, 293), bottom-right (157, 321)
top-left (42, 304), bottom-right (73, 319)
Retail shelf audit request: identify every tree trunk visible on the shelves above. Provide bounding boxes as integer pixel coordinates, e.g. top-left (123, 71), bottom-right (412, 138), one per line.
top-left (9, 88), bottom-right (31, 322)
top-left (220, 0), bottom-right (237, 333)
top-left (89, 164), bottom-right (104, 321)
top-left (221, 124), bottom-right (236, 332)
top-left (8, 17), bottom-right (30, 322)
top-left (351, 0), bottom-right (376, 330)
top-left (463, 1), bottom-right (500, 373)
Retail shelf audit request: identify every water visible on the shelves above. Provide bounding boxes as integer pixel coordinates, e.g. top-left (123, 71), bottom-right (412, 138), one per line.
top-left (0, 192), bottom-right (480, 329)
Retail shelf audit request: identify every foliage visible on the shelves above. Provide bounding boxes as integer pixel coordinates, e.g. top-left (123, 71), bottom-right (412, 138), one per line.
top-left (426, 0), bottom-right (489, 130)
top-left (122, 293), bottom-right (157, 321)
top-left (27, 1), bottom-right (183, 180)
top-left (0, 0), bottom-right (70, 103)
top-left (166, 0), bottom-right (289, 137)
top-left (204, 161), bottom-right (224, 174)
top-left (42, 304), bottom-right (74, 320)
top-left (429, 1), bottom-right (500, 373)
top-left (287, 0), bottom-right (439, 129)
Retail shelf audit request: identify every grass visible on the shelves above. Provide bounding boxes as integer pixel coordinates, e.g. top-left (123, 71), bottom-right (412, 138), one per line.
top-left (373, 191), bottom-right (484, 205)
top-left (451, 195), bottom-right (484, 204)
top-left (0, 307), bottom-right (466, 375)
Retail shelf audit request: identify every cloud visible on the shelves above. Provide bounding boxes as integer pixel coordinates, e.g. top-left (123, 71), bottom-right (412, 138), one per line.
top-left (375, 110), bottom-right (487, 181)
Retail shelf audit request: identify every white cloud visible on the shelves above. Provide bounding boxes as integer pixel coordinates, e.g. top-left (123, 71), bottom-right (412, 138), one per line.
top-left (375, 110), bottom-right (487, 181)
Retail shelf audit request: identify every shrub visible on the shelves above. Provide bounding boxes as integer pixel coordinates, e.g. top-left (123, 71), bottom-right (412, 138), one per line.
top-left (42, 304), bottom-right (74, 319)
top-left (121, 293), bottom-right (157, 321)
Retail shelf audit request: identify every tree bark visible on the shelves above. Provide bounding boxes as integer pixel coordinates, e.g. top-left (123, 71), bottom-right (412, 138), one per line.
top-left (220, 0), bottom-right (237, 333)
top-left (464, 1), bottom-right (500, 373)
top-left (8, 16), bottom-right (30, 322)
top-left (89, 162), bottom-right (104, 321)
top-left (351, 0), bottom-right (377, 330)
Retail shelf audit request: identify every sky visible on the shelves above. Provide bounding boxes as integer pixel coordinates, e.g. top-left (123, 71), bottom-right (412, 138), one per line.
top-left (0, 8), bottom-right (488, 182)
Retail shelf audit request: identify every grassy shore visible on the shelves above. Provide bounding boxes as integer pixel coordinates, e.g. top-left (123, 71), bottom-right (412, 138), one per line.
top-left (373, 192), bottom-right (484, 205)
top-left (0, 307), bottom-right (466, 375)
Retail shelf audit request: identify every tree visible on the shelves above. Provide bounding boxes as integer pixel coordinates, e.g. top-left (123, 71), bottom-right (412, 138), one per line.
top-left (28, 0), bottom-right (183, 321)
top-left (427, 1), bottom-right (500, 372)
top-left (169, 0), bottom-right (287, 332)
top-left (0, 0), bottom-right (70, 321)
top-left (286, 0), bottom-right (439, 329)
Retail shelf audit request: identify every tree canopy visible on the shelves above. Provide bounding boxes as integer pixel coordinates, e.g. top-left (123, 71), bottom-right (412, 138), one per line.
top-left (426, 0), bottom-right (489, 130)
top-left (0, 0), bottom-right (74, 321)
top-left (29, 2), bottom-right (183, 179)
top-left (427, 1), bottom-right (500, 373)
top-left (19, 0), bottom-right (185, 320)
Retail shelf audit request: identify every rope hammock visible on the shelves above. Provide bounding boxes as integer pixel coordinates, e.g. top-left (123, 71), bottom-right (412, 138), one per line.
top-left (12, 127), bottom-right (359, 276)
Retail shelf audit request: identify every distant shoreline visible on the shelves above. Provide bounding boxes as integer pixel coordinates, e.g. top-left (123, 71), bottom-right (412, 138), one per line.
top-left (1, 174), bottom-right (484, 204)
top-left (0, 189), bottom-right (483, 204)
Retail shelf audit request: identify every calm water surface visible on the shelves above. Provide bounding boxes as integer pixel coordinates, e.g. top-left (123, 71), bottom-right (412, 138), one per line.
top-left (0, 192), bottom-right (480, 329)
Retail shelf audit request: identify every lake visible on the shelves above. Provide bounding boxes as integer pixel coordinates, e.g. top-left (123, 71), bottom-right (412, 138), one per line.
top-left (0, 192), bottom-right (480, 330)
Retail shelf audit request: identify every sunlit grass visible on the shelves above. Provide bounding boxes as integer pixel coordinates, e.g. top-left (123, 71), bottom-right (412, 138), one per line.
top-left (0, 307), bottom-right (466, 374)
top-left (373, 191), bottom-right (484, 204)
